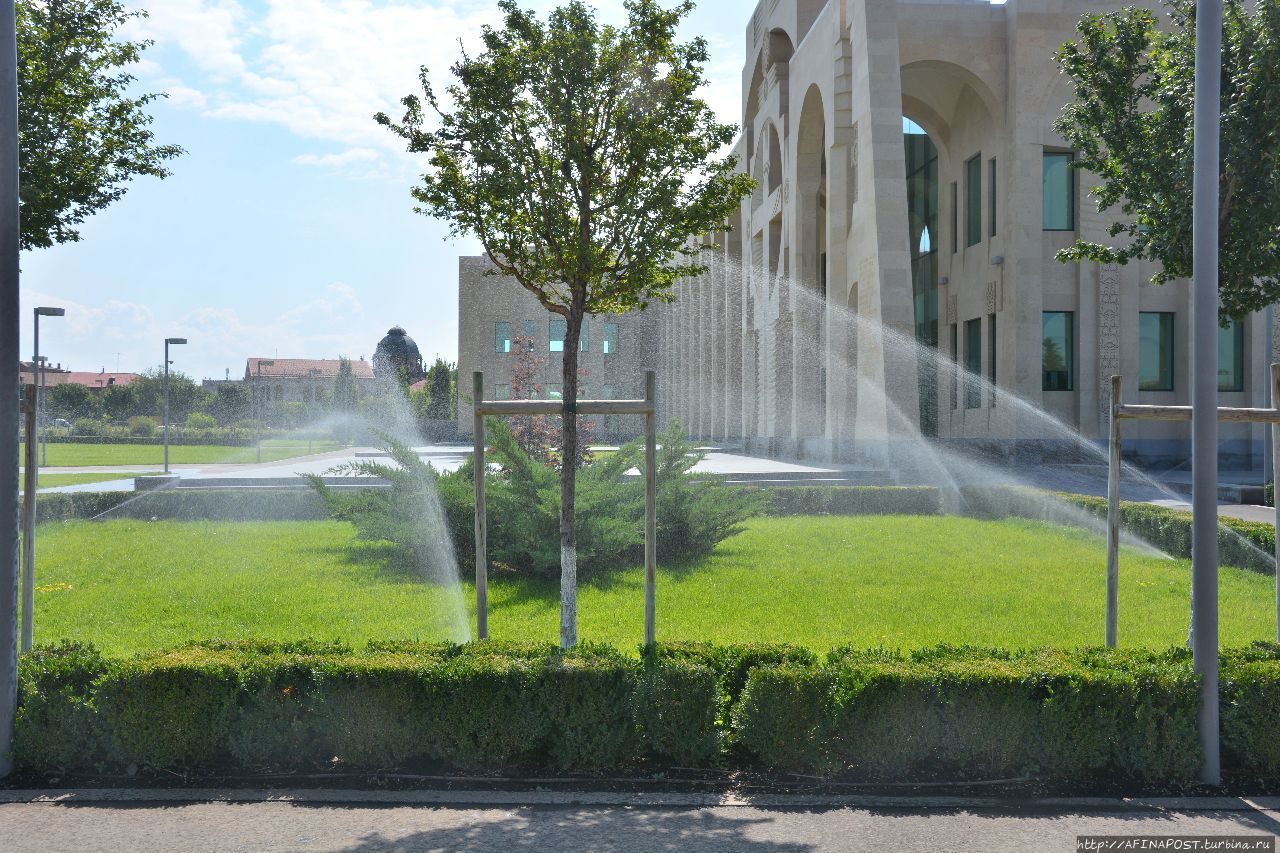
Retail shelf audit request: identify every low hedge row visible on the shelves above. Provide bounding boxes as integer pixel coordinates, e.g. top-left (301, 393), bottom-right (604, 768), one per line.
top-left (762, 486), bottom-right (941, 517)
top-left (37, 434), bottom-right (256, 447)
top-left (16, 640), bottom-right (1280, 784)
top-left (28, 489), bottom-right (328, 526)
top-left (959, 485), bottom-right (1275, 574)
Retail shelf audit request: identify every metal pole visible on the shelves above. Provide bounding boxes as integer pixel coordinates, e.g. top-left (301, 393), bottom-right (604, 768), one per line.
top-left (0, 0), bottom-right (21, 778)
top-left (20, 386), bottom-right (33, 652)
top-left (644, 370), bottom-right (657, 646)
top-left (1191, 0), bottom-right (1223, 786)
top-left (38, 354), bottom-right (45, 467)
top-left (163, 339), bottom-right (170, 473)
top-left (1107, 374), bottom-right (1122, 648)
top-left (1272, 363), bottom-right (1280, 643)
top-left (473, 371), bottom-right (488, 641)
top-left (31, 313), bottom-right (37, 467)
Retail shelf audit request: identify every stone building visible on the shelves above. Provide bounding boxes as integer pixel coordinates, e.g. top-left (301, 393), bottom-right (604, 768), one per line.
top-left (456, 255), bottom-right (660, 440)
top-left (658, 0), bottom-right (1273, 467)
top-left (373, 326), bottom-right (426, 384)
top-left (243, 358), bottom-right (376, 405)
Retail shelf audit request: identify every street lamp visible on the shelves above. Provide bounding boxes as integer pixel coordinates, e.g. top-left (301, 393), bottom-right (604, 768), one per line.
top-left (163, 338), bottom-right (187, 473)
top-left (256, 359), bottom-right (275, 463)
top-left (33, 307), bottom-right (64, 467)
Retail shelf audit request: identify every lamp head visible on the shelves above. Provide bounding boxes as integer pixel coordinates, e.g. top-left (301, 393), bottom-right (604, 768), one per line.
top-left (35, 306), bottom-right (65, 317)
top-left (166, 337), bottom-right (188, 345)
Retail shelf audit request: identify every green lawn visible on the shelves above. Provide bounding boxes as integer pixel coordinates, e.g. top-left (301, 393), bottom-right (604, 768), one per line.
top-left (19, 439), bottom-right (340, 467)
top-left (35, 472), bottom-right (148, 489)
top-left (28, 515), bottom-right (1278, 656)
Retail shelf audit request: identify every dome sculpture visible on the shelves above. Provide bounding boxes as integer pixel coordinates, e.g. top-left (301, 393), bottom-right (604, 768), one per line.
top-left (373, 326), bottom-right (424, 382)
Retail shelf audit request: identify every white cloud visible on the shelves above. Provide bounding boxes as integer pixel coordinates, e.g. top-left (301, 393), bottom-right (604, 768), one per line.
top-left (20, 283), bottom-right (377, 379)
top-left (293, 148), bottom-right (380, 168)
top-left (125, 0), bottom-right (743, 176)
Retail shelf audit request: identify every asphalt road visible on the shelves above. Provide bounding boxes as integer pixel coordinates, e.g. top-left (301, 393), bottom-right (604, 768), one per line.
top-left (1, 799), bottom-right (1279, 852)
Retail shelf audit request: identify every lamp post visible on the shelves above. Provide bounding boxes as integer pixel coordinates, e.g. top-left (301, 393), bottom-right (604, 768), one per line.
top-left (256, 359), bottom-right (274, 463)
top-left (163, 338), bottom-right (187, 473)
top-left (308, 368), bottom-right (322, 453)
top-left (33, 307), bottom-right (64, 467)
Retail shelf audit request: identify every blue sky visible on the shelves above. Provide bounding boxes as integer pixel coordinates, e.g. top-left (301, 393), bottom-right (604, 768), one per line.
top-left (17, 0), bottom-right (996, 382)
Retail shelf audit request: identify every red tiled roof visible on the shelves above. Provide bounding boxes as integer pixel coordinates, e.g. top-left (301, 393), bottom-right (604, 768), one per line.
top-left (18, 370), bottom-right (139, 389)
top-left (245, 358), bottom-right (374, 380)
top-left (408, 379), bottom-right (429, 393)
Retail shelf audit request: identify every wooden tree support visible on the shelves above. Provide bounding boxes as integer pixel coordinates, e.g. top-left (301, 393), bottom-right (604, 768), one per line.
top-left (472, 370), bottom-right (658, 644)
top-left (1106, 365), bottom-right (1280, 647)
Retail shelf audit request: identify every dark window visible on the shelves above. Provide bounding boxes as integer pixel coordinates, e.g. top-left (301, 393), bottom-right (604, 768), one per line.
top-left (1042, 311), bottom-right (1074, 391)
top-left (966, 155), bottom-right (982, 247)
top-left (525, 319), bottom-right (534, 337)
top-left (988, 312), bottom-right (997, 405)
top-left (1138, 312), bottom-right (1175, 391)
top-left (950, 182), bottom-right (958, 254)
top-left (950, 323), bottom-right (959, 409)
top-left (965, 318), bottom-right (982, 408)
top-left (580, 317), bottom-right (589, 353)
top-left (988, 157), bottom-right (997, 237)
top-left (549, 318), bottom-right (566, 353)
top-left (1218, 319), bottom-right (1245, 392)
top-left (603, 322), bottom-right (619, 355)
top-left (495, 322), bottom-right (511, 354)
top-left (1043, 152), bottom-right (1075, 231)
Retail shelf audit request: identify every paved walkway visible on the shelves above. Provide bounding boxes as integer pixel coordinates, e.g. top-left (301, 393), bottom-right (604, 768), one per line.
top-left (0, 791), bottom-right (1278, 852)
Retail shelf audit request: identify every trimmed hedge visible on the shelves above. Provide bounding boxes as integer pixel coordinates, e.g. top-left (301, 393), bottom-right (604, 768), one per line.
top-left (15, 640), bottom-right (1280, 785)
top-left (762, 486), bottom-right (941, 517)
top-left (960, 485), bottom-right (1275, 573)
top-left (39, 434), bottom-right (255, 447)
top-left (27, 489), bottom-right (327, 526)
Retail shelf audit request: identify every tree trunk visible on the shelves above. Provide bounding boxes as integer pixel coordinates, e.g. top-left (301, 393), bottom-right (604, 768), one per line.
top-left (559, 308), bottom-right (583, 648)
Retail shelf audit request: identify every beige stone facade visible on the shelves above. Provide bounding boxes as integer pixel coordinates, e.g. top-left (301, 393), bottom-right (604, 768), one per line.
top-left (659, 0), bottom-right (1273, 466)
top-left (456, 255), bottom-right (659, 439)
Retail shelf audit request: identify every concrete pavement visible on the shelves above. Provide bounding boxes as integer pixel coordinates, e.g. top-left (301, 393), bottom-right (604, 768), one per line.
top-left (0, 790), bottom-right (1278, 852)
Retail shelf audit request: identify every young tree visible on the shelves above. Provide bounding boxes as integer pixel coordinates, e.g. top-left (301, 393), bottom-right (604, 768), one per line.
top-left (425, 358), bottom-right (455, 420)
top-left (48, 383), bottom-right (98, 420)
top-left (378, 0), bottom-right (752, 646)
top-left (1054, 0), bottom-right (1280, 318)
top-left (17, 0), bottom-right (183, 250)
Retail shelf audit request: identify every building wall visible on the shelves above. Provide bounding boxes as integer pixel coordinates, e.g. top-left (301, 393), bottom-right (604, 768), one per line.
top-left (660, 0), bottom-right (1273, 467)
top-left (456, 256), bottom-right (660, 439)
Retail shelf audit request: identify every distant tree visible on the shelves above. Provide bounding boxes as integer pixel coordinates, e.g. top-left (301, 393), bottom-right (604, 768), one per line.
top-left (130, 367), bottom-right (204, 422)
top-left (100, 383), bottom-right (133, 422)
top-left (209, 383), bottom-right (251, 425)
top-left (333, 357), bottom-right (358, 413)
top-left (17, 0), bottom-right (183, 249)
top-left (47, 383), bottom-right (98, 420)
top-left (1054, 0), bottom-right (1280, 318)
top-left (425, 358), bottom-right (455, 420)
top-left (378, 0), bottom-right (753, 646)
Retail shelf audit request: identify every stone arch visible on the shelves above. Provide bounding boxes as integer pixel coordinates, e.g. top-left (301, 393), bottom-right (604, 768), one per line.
top-left (766, 28), bottom-right (794, 67)
top-left (794, 84), bottom-right (827, 439)
top-left (766, 122), bottom-right (783, 196)
top-left (744, 51), bottom-right (765, 131)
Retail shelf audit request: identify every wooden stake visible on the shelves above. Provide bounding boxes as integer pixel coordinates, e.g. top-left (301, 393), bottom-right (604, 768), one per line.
top-left (473, 372), bottom-right (488, 641)
top-left (1107, 374), bottom-right (1121, 648)
top-left (644, 370), bottom-right (657, 647)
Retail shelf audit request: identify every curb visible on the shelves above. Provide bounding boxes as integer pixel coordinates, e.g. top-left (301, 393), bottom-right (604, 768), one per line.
top-left (2, 789), bottom-right (1279, 811)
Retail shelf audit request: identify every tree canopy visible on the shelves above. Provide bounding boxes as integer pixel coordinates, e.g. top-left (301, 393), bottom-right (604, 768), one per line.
top-left (377, 0), bottom-right (752, 647)
top-left (1054, 0), bottom-right (1280, 319)
top-left (17, 0), bottom-right (183, 250)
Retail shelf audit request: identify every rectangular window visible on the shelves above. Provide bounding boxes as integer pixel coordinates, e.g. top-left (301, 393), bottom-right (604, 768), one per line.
top-left (950, 182), bottom-right (958, 254)
top-left (549, 318), bottom-right (566, 352)
top-left (602, 385), bottom-right (616, 400)
top-left (988, 313), bottom-right (997, 405)
top-left (965, 155), bottom-right (982, 247)
top-left (988, 157), bottom-right (997, 237)
top-left (580, 317), bottom-right (589, 353)
top-left (950, 323), bottom-right (959, 409)
top-left (965, 317), bottom-right (982, 408)
top-left (495, 321), bottom-right (511, 354)
top-left (1218, 319), bottom-right (1245, 392)
top-left (1043, 151), bottom-right (1075, 231)
top-left (494, 384), bottom-right (510, 401)
top-left (1042, 311), bottom-right (1075, 391)
top-left (603, 322), bottom-right (619, 355)
top-left (1139, 312), bottom-right (1175, 391)
top-left (545, 383), bottom-right (561, 400)
top-left (525, 319), bottom-right (534, 337)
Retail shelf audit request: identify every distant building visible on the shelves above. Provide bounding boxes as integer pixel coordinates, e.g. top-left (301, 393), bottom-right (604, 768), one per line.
top-left (456, 255), bottom-right (660, 439)
top-left (243, 358), bottom-right (376, 405)
top-left (373, 327), bottom-right (426, 384)
top-left (18, 361), bottom-right (139, 391)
